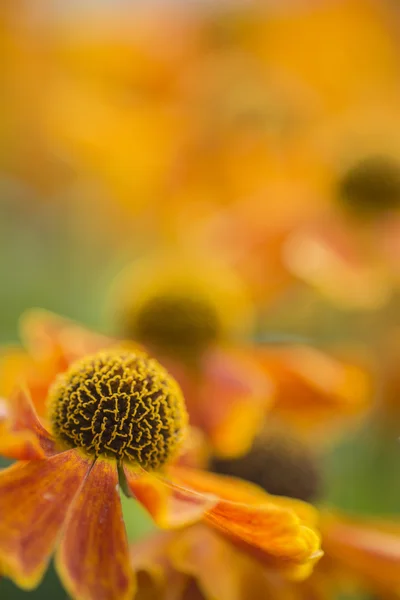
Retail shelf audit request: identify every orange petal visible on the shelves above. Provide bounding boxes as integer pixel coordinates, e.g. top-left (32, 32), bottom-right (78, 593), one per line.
top-left (130, 532), bottom-right (188, 600)
top-left (57, 459), bottom-right (135, 600)
top-left (170, 525), bottom-right (296, 600)
top-left (256, 345), bottom-right (370, 437)
top-left (20, 309), bottom-right (113, 366)
top-left (0, 449), bottom-right (90, 589)
top-left (0, 389), bottom-right (56, 460)
top-left (0, 347), bottom-right (33, 398)
top-left (169, 466), bottom-right (322, 576)
top-left (124, 466), bottom-right (217, 529)
top-left (188, 346), bottom-right (273, 458)
top-left (322, 513), bottom-right (400, 596)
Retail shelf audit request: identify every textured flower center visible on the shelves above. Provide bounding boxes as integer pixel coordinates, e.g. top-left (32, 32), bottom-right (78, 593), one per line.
top-left (211, 433), bottom-right (322, 502)
top-left (125, 293), bottom-right (221, 358)
top-left (48, 349), bottom-right (188, 470)
top-left (338, 155), bottom-right (400, 217)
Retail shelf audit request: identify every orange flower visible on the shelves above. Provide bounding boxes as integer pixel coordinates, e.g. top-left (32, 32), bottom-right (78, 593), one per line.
top-left (0, 322), bottom-right (321, 600)
top-left (110, 256), bottom-right (274, 459)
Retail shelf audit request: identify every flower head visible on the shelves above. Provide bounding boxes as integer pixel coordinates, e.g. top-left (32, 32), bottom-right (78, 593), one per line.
top-left (48, 349), bottom-right (187, 470)
top-left (0, 317), bottom-right (322, 600)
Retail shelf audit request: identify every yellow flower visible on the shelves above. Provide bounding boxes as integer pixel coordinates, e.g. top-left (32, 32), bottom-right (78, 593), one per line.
top-left (0, 313), bottom-right (321, 600)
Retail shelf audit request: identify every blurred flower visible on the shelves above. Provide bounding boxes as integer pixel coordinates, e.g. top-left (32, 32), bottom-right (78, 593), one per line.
top-left (0, 311), bottom-right (321, 599)
top-left (283, 108), bottom-right (400, 310)
top-left (110, 256), bottom-right (274, 459)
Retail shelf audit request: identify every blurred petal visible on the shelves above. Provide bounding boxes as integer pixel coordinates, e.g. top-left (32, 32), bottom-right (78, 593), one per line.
top-left (20, 308), bottom-right (113, 365)
top-left (0, 449), bottom-right (90, 589)
top-left (124, 467), bottom-right (217, 529)
top-left (0, 347), bottom-right (33, 398)
top-left (169, 466), bottom-right (322, 575)
top-left (57, 459), bottom-right (135, 600)
top-left (170, 525), bottom-right (297, 600)
top-left (173, 346), bottom-right (273, 459)
top-left (202, 347), bottom-right (274, 458)
top-left (0, 388), bottom-right (56, 460)
top-left (131, 532), bottom-right (188, 600)
top-left (322, 513), bottom-right (400, 597)
top-left (256, 345), bottom-right (371, 437)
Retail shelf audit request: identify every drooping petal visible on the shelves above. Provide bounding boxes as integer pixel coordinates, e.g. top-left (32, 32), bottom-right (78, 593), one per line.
top-left (169, 466), bottom-right (322, 576)
top-left (124, 466), bottom-right (217, 529)
top-left (57, 459), bottom-right (135, 600)
top-left (0, 449), bottom-right (90, 589)
top-left (0, 389), bottom-right (56, 460)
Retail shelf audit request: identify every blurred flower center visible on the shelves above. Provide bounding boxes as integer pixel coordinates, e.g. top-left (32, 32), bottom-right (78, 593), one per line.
top-left (338, 155), bottom-right (400, 217)
top-left (124, 293), bottom-right (222, 359)
top-left (211, 432), bottom-right (322, 502)
top-left (47, 349), bottom-right (188, 470)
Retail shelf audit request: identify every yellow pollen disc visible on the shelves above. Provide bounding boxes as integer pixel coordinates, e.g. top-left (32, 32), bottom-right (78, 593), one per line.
top-left (47, 349), bottom-right (188, 471)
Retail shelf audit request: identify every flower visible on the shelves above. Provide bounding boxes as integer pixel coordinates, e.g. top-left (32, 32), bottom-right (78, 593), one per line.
top-left (0, 324), bottom-right (321, 600)
top-left (110, 256), bottom-right (274, 459)
top-left (282, 115), bottom-right (400, 310)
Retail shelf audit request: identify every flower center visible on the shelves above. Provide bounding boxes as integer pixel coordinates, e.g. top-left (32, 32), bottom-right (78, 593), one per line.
top-left (48, 349), bottom-right (188, 470)
top-left (211, 433), bottom-right (322, 502)
top-left (338, 155), bottom-right (400, 218)
top-left (124, 293), bottom-right (221, 359)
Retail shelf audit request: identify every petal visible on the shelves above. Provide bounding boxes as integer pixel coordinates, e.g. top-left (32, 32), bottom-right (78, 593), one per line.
top-left (256, 345), bottom-right (371, 437)
top-left (0, 389), bottom-right (56, 460)
top-left (0, 347), bottom-right (33, 398)
top-left (170, 525), bottom-right (295, 600)
top-left (20, 309), bottom-right (113, 365)
top-left (124, 466), bottom-right (217, 529)
top-left (57, 459), bottom-right (135, 600)
top-left (0, 449), bottom-right (90, 589)
top-left (131, 532), bottom-right (188, 600)
top-left (322, 513), bottom-right (400, 595)
top-left (171, 346), bottom-right (273, 459)
top-left (202, 347), bottom-right (274, 458)
top-left (169, 466), bottom-right (322, 575)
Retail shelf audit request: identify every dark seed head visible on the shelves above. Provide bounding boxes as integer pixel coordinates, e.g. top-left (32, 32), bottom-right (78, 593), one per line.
top-left (338, 155), bottom-right (400, 218)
